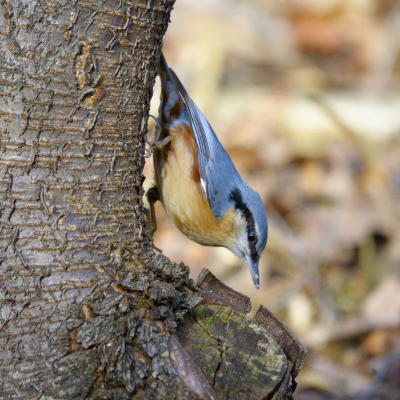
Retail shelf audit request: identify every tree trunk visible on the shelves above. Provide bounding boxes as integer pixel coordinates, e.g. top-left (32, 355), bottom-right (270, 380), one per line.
top-left (0, 0), bottom-right (305, 399)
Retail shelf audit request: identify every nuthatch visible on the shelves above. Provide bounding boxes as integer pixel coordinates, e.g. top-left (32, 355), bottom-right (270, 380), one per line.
top-left (145, 54), bottom-right (268, 289)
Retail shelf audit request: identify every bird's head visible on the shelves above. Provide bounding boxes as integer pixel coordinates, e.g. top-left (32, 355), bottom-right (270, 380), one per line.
top-left (226, 187), bottom-right (268, 289)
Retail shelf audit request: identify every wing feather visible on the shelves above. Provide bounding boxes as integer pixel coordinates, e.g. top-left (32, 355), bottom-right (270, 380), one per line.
top-left (170, 70), bottom-right (217, 200)
top-left (169, 68), bottom-right (243, 219)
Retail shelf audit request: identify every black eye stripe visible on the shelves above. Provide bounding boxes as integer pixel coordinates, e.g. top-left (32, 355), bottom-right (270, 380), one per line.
top-left (230, 188), bottom-right (258, 259)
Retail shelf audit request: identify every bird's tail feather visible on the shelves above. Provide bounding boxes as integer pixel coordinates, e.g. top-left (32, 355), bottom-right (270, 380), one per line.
top-left (157, 52), bottom-right (184, 123)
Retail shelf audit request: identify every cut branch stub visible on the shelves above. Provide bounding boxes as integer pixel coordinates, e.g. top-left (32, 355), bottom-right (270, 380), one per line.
top-left (169, 334), bottom-right (219, 400)
top-left (176, 304), bottom-right (287, 399)
top-left (254, 305), bottom-right (307, 379)
top-left (196, 268), bottom-right (251, 314)
top-left (172, 269), bottom-right (306, 399)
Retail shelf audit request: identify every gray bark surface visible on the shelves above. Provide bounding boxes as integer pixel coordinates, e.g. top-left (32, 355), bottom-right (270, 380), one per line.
top-left (0, 0), bottom-right (305, 398)
top-left (0, 0), bottom-right (197, 398)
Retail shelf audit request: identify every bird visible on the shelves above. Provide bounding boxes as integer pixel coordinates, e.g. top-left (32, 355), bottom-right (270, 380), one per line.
top-left (145, 53), bottom-right (268, 289)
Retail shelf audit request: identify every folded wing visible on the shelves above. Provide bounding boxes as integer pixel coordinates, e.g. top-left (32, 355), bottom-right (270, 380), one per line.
top-left (170, 70), bottom-right (241, 219)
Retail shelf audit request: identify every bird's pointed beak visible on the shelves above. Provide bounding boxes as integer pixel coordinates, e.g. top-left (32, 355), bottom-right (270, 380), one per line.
top-left (246, 255), bottom-right (259, 290)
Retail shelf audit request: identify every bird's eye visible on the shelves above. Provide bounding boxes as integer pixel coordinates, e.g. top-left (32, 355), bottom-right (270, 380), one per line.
top-left (248, 232), bottom-right (256, 243)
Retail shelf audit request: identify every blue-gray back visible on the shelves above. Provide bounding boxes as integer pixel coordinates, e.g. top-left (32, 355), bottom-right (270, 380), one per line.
top-left (170, 70), bottom-right (246, 218)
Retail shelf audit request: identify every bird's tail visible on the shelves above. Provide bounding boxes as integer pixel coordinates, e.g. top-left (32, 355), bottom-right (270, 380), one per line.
top-left (157, 53), bottom-right (183, 123)
top-left (157, 52), bottom-right (172, 85)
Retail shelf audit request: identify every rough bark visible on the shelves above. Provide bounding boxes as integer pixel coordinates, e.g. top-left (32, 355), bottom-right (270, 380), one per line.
top-left (0, 0), bottom-right (194, 398)
top-left (0, 0), bottom-right (305, 399)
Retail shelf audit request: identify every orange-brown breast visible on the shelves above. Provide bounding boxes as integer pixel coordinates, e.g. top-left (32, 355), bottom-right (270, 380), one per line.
top-left (153, 122), bottom-right (237, 247)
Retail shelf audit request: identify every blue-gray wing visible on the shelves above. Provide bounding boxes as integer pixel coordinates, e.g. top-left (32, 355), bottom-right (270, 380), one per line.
top-left (170, 70), bottom-right (242, 219)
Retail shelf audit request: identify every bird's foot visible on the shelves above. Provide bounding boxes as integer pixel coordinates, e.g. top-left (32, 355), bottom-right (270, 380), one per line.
top-left (149, 221), bottom-right (157, 237)
top-left (143, 207), bottom-right (157, 237)
top-left (145, 186), bottom-right (160, 237)
top-left (144, 115), bottom-right (171, 158)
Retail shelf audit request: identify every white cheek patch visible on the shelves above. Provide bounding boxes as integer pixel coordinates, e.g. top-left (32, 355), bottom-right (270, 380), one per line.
top-left (230, 225), bottom-right (249, 261)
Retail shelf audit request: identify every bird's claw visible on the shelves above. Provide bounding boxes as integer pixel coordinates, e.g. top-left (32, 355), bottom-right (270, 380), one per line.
top-left (144, 115), bottom-right (171, 158)
top-left (149, 221), bottom-right (157, 237)
top-left (144, 207), bottom-right (157, 237)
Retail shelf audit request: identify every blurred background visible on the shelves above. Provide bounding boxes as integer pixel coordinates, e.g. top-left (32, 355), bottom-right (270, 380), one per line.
top-left (144, 0), bottom-right (400, 398)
